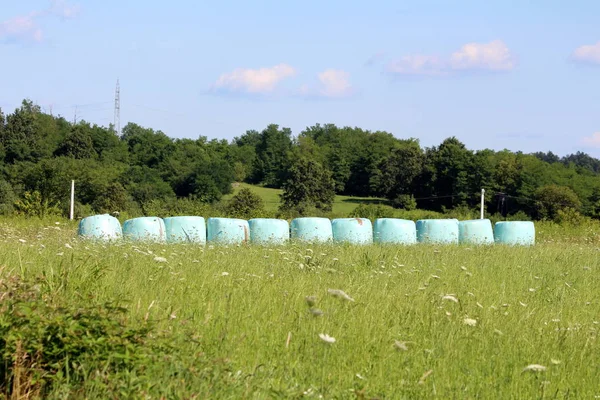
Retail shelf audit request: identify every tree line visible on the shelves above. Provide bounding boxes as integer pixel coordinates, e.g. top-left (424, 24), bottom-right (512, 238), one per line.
top-left (0, 99), bottom-right (598, 221)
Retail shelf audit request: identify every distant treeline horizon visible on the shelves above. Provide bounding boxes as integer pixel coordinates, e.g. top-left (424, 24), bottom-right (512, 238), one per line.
top-left (0, 99), bottom-right (598, 220)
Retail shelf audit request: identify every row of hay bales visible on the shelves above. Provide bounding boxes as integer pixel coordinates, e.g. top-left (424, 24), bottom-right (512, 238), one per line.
top-left (78, 215), bottom-right (535, 246)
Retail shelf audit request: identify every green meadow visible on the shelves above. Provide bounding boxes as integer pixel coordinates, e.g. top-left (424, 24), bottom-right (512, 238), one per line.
top-left (1, 217), bottom-right (600, 398)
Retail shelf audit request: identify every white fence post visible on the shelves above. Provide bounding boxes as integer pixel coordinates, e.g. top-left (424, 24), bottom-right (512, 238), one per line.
top-left (70, 180), bottom-right (75, 220)
top-left (480, 189), bottom-right (485, 219)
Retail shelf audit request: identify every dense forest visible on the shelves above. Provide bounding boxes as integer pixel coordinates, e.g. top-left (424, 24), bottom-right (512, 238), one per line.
top-left (0, 99), bottom-right (599, 221)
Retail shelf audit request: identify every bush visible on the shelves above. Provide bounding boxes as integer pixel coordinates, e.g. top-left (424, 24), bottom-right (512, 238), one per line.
top-left (535, 185), bottom-right (582, 221)
top-left (349, 203), bottom-right (395, 221)
top-left (0, 179), bottom-right (16, 215)
top-left (225, 188), bottom-right (265, 219)
top-left (13, 191), bottom-right (61, 218)
top-left (0, 275), bottom-right (162, 398)
top-left (391, 194), bottom-right (417, 210)
top-left (141, 197), bottom-right (212, 218)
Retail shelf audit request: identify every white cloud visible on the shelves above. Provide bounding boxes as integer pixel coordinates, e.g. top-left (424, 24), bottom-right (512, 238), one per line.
top-left (212, 64), bottom-right (296, 94)
top-left (581, 132), bottom-right (600, 148)
top-left (449, 40), bottom-right (515, 71)
top-left (387, 55), bottom-right (446, 76)
top-left (51, 0), bottom-right (81, 19)
top-left (387, 40), bottom-right (516, 76)
top-left (0, 1), bottom-right (80, 44)
top-left (572, 41), bottom-right (600, 65)
top-left (317, 69), bottom-right (353, 98)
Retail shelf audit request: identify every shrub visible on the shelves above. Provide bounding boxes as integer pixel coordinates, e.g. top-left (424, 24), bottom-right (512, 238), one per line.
top-left (349, 203), bottom-right (395, 221)
top-left (391, 194), bottom-right (417, 210)
top-left (0, 275), bottom-right (163, 398)
top-left (535, 185), bottom-right (582, 221)
top-left (225, 188), bottom-right (265, 219)
top-left (13, 191), bottom-right (61, 218)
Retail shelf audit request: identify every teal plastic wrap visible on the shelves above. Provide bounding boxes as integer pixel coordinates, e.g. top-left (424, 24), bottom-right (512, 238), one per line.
top-left (459, 219), bottom-right (494, 245)
top-left (163, 216), bottom-right (206, 244)
top-left (290, 218), bottom-right (333, 243)
top-left (122, 217), bottom-right (166, 242)
top-left (248, 218), bottom-right (289, 245)
top-left (332, 218), bottom-right (373, 245)
top-left (78, 214), bottom-right (122, 241)
top-left (373, 218), bottom-right (416, 245)
top-left (416, 219), bottom-right (459, 244)
top-left (494, 221), bottom-right (535, 246)
top-left (207, 218), bottom-right (249, 245)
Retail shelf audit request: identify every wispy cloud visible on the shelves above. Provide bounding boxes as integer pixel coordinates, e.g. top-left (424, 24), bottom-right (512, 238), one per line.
top-left (387, 40), bottom-right (516, 76)
top-left (572, 41), bottom-right (600, 65)
top-left (211, 64), bottom-right (297, 94)
top-left (0, 0), bottom-right (80, 44)
top-left (581, 132), bottom-right (600, 148)
top-left (316, 69), bottom-right (354, 98)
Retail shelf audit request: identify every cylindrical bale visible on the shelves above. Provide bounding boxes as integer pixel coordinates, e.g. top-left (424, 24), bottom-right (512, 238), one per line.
top-left (290, 217), bottom-right (333, 243)
top-left (248, 218), bottom-right (289, 245)
top-left (78, 214), bottom-right (122, 241)
top-left (459, 219), bottom-right (494, 245)
top-left (122, 217), bottom-right (166, 242)
top-left (207, 217), bottom-right (249, 245)
top-left (416, 219), bottom-right (459, 244)
top-left (373, 218), bottom-right (416, 245)
top-left (332, 218), bottom-right (373, 245)
top-left (163, 216), bottom-right (206, 244)
top-left (494, 221), bottom-right (535, 246)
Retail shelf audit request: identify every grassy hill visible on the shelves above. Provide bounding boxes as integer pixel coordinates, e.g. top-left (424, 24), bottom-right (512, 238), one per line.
top-left (222, 183), bottom-right (388, 216)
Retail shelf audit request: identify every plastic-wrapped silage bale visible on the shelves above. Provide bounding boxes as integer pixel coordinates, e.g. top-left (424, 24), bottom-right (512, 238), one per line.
top-left (248, 218), bottom-right (289, 245)
top-left (373, 218), bottom-right (416, 245)
top-left (494, 221), bottom-right (535, 246)
top-left (122, 217), bottom-right (166, 242)
top-left (163, 216), bottom-right (206, 244)
top-left (290, 217), bottom-right (333, 243)
top-left (207, 217), bottom-right (249, 245)
top-left (78, 214), bottom-right (122, 241)
top-left (458, 219), bottom-right (494, 245)
top-left (416, 219), bottom-right (459, 244)
top-left (332, 218), bottom-right (373, 245)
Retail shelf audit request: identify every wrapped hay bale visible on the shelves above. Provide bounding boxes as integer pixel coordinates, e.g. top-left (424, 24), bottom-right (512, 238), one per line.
top-left (416, 219), bottom-right (459, 244)
top-left (332, 218), bottom-right (373, 245)
top-left (290, 217), bottom-right (333, 243)
top-left (78, 214), bottom-right (122, 241)
top-left (373, 218), bottom-right (416, 245)
top-left (248, 218), bottom-right (289, 245)
top-left (207, 217), bottom-right (249, 245)
top-left (123, 217), bottom-right (166, 242)
top-left (458, 219), bottom-right (494, 245)
top-left (163, 216), bottom-right (206, 244)
top-left (494, 221), bottom-right (535, 246)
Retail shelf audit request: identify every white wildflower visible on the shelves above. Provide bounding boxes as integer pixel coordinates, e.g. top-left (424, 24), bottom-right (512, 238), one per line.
top-left (529, 288), bottom-right (536, 292)
top-left (523, 364), bottom-right (546, 372)
top-left (356, 373), bottom-right (366, 380)
top-left (19, 239), bottom-right (26, 243)
top-left (551, 359), bottom-right (561, 365)
top-left (463, 318), bottom-right (477, 327)
top-left (318, 333), bottom-right (336, 344)
top-left (221, 272), bottom-right (230, 276)
top-left (442, 295), bottom-right (459, 303)
top-left (393, 340), bottom-right (409, 351)
top-left (327, 289), bottom-right (355, 302)
top-left (431, 274), bottom-right (440, 279)
top-left (153, 256), bottom-right (167, 263)
top-left (169, 313), bottom-right (177, 320)
top-left (65, 243), bottom-right (73, 249)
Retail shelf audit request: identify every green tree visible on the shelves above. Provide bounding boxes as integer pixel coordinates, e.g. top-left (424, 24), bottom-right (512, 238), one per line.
top-left (54, 124), bottom-right (96, 159)
top-left (280, 158), bottom-right (335, 214)
top-left (535, 185), bottom-right (582, 221)
top-left (225, 188), bottom-right (265, 218)
top-left (252, 124), bottom-right (292, 187)
top-left (379, 141), bottom-right (423, 203)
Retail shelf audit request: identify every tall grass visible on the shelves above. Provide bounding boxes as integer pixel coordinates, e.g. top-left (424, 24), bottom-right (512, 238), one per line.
top-left (1, 217), bottom-right (600, 398)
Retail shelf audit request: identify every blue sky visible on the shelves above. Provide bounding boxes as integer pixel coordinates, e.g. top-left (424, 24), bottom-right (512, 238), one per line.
top-left (1, 0), bottom-right (600, 156)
